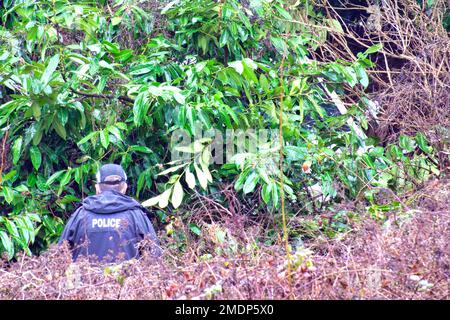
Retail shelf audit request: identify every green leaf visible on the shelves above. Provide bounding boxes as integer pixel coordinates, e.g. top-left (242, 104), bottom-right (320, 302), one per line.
top-left (261, 183), bottom-right (271, 204)
top-left (242, 64), bottom-right (258, 83)
top-left (200, 160), bottom-right (213, 183)
top-left (259, 74), bottom-right (270, 94)
top-left (326, 18), bottom-right (343, 33)
top-left (362, 154), bottom-right (375, 169)
top-left (275, 4), bottom-right (293, 20)
top-left (197, 35), bottom-right (209, 54)
top-left (111, 16), bottom-right (122, 26)
top-left (219, 29), bottom-right (230, 48)
top-left (194, 162), bottom-right (208, 190)
top-left (99, 60), bottom-right (114, 70)
top-left (229, 61), bottom-right (244, 74)
top-left (389, 145), bottom-right (403, 160)
top-left (157, 164), bottom-right (186, 176)
top-left (271, 36), bottom-right (288, 55)
top-left (46, 170), bottom-right (65, 186)
top-left (243, 171), bottom-right (259, 194)
top-left (12, 136), bottom-right (23, 165)
top-left (307, 97), bottom-right (325, 118)
top-left (133, 92), bottom-right (150, 126)
top-left (364, 43), bottom-right (383, 55)
top-left (171, 181), bottom-right (184, 209)
top-left (173, 91), bottom-right (185, 104)
top-left (234, 169), bottom-right (250, 191)
top-left (53, 118), bottom-right (67, 140)
top-left (32, 125), bottom-right (43, 146)
top-left (102, 41), bottom-right (120, 54)
top-left (185, 169), bottom-right (196, 189)
top-left (115, 49), bottom-right (133, 62)
top-left (100, 130), bottom-right (110, 149)
top-left (107, 126), bottom-right (123, 141)
top-left (29, 146), bottom-right (42, 171)
top-left (271, 182), bottom-right (279, 208)
top-left (189, 223), bottom-right (201, 236)
top-left (2, 186), bottom-right (14, 204)
top-left (415, 132), bottom-right (432, 154)
top-left (256, 167), bottom-right (271, 184)
top-left (158, 188), bottom-right (172, 208)
top-left (58, 109), bottom-right (68, 126)
top-left (59, 170), bottom-right (72, 188)
top-left (136, 171), bottom-right (146, 198)
top-left (3, 219), bottom-right (19, 238)
top-left (399, 135), bottom-right (416, 152)
top-left (1, 170), bottom-right (16, 183)
top-left (0, 231), bottom-right (14, 260)
top-left (16, 217), bottom-right (30, 245)
top-left (354, 63), bottom-right (369, 88)
top-left (41, 54), bottom-right (60, 85)
top-left (142, 195), bottom-right (160, 207)
top-left (77, 131), bottom-right (98, 145)
top-left (31, 102), bottom-right (41, 120)
top-left (243, 58), bottom-right (258, 71)
top-left (216, 229), bottom-right (226, 243)
top-left (343, 67), bottom-right (358, 87)
top-left (130, 145), bottom-right (152, 154)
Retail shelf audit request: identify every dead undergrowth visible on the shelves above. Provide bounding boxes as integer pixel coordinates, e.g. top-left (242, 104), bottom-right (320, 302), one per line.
top-left (0, 179), bottom-right (448, 300)
top-left (313, 0), bottom-right (449, 154)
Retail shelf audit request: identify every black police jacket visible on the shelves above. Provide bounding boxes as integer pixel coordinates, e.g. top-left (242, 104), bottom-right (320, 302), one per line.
top-left (58, 190), bottom-right (162, 262)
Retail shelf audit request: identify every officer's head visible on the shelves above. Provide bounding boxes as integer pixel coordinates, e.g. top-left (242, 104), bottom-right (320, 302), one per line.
top-left (95, 164), bottom-right (128, 194)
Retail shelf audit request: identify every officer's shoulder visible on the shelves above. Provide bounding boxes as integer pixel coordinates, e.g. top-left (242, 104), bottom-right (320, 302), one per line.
top-left (125, 196), bottom-right (148, 212)
top-left (131, 206), bottom-right (149, 217)
top-left (65, 205), bottom-right (87, 222)
top-left (74, 205), bottom-right (89, 217)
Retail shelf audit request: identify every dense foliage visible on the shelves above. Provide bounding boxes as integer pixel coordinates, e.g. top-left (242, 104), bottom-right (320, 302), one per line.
top-left (0, 0), bottom-right (442, 260)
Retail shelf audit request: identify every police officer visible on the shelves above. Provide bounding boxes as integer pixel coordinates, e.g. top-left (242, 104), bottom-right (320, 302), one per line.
top-left (59, 164), bottom-right (162, 262)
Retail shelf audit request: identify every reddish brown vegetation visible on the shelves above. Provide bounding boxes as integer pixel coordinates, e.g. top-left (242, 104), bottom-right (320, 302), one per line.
top-left (0, 179), bottom-right (448, 300)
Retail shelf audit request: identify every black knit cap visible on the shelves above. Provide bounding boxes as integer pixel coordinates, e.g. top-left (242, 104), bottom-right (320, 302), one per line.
top-left (96, 164), bottom-right (127, 185)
